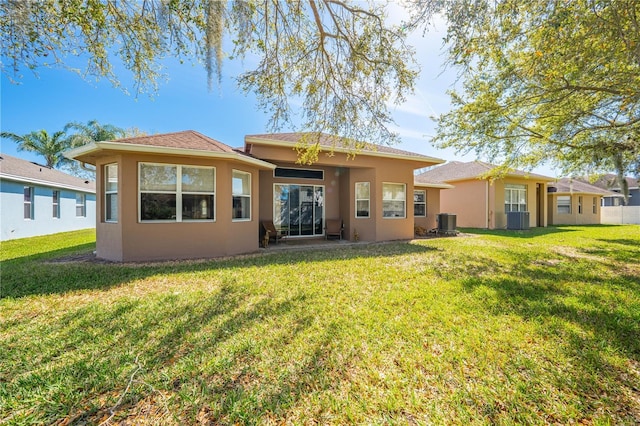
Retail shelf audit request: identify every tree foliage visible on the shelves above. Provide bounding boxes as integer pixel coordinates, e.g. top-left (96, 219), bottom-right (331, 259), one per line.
top-left (0, 129), bottom-right (73, 168)
top-left (1, 0), bottom-right (416, 152)
top-left (409, 0), bottom-right (640, 185)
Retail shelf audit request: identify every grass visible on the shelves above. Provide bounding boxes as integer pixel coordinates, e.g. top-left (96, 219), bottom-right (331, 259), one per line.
top-left (1, 225), bottom-right (639, 424)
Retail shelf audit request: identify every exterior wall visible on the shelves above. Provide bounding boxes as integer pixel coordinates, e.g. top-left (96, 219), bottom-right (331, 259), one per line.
top-left (413, 187), bottom-right (442, 231)
top-left (94, 153), bottom-right (262, 262)
top-left (1, 179), bottom-right (95, 241)
top-left (547, 194), bottom-right (602, 225)
top-left (492, 178), bottom-right (545, 229)
top-left (439, 179), bottom-right (488, 228)
top-left (252, 144), bottom-right (424, 242)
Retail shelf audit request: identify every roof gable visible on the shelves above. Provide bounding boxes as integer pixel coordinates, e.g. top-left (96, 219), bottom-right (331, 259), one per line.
top-left (549, 178), bottom-right (621, 195)
top-left (0, 154), bottom-right (95, 192)
top-left (415, 161), bottom-right (553, 183)
top-left (245, 132), bottom-right (444, 163)
top-left (102, 130), bottom-right (235, 153)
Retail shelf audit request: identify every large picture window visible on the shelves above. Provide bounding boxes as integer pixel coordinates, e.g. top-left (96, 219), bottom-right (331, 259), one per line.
top-left (557, 195), bottom-right (571, 214)
top-left (139, 163), bottom-right (215, 222)
top-left (383, 183), bottom-right (406, 218)
top-left (355, 182), bottom-right (370, 218)
top-left (105, 163), bottom-right (118, 222)
top-left (24, 186), bottom-right (34, 219)
top-left (232, 170), bottom-right (251, 221)
top-left (414, 190), bottom-right (426, 217)
top-left (76, 193), bottom-right (86, 217)
top-left (505, 184), bottom-right (527, 212)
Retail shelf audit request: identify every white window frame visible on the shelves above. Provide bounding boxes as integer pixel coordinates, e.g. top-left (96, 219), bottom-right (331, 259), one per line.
top-left (232, 169), bottom-right (251, 222)
top-left (138, 162), bottom-right (216, 223)
top-left (382, 182), bottom-right (406, 219)
top-left (75, 193), bottom-right (86, 217)
top-left (52, 190), bottom-right (60, 218)
top-left (24, 186), bottom-right (34, 220)
top-left (105, 163), bottom-right (118, 223)
top-left (557, 195), bottom-right (571, 214)
top-left (414, 190), bottom-right (426, 217)
top-left (505, 184), bottom-right (527, 212)
top-left (355, 182), bottom-right (370, 218)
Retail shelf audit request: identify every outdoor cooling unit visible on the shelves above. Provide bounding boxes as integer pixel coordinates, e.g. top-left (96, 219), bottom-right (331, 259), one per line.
top-left (437, 213), bottom-right (457, 235)
top-left (507, 211), bottom-right (530, 230)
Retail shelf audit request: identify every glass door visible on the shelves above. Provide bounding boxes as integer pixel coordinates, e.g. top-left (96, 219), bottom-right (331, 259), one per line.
top-left (274, 184), bottom-right (324, 237)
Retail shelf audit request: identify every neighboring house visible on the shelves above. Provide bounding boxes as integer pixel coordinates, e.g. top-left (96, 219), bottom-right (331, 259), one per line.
top-left (65, 131), bottom-right (445, 262)
top-left (415, 161), bottom-right (554, 229)
top-left (0, 154), bottom-right (95, 241)
top-left (547, 178), bottom-right (621, 225)
top-left (578, 174), bottom-right (640, 207)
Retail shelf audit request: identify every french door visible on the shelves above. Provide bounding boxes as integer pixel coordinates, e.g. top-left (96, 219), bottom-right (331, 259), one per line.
top-left (274, 184), bottom-right (324, 236)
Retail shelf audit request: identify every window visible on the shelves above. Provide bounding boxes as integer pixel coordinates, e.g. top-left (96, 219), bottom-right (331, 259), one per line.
top-left (274, 167), bottom-right (324, 180)
top-left (232, 170), bottom-right (251, 221)
top-left (383, 183), bottom-right (406, 218)
top-left (355, 182), bottom-right (370, 218)
top-left (139, 163), bottom-right (215, 222)
top-left (593, 197), bottom-right (597, 214)
top-left (414, 190), bottom-right (426, 217)
top-left (76, 193), bottom-right (86, 217)
top-left (557, 195), bottom-right (571, 214)
top-left (52, 190), bottom-right (60, 218)
top-left (105, 163), bottom-right (118, 222)
top-left (578, 196), bottom-right (583, 214)
top-left (505, 184), bottom-right (527, 212)
top-left (24, 186), bottom-right (34, 219)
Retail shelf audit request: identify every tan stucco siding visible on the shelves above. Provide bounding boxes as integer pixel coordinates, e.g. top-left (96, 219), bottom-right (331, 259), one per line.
top-left (96, 156), bottom-right (124, 261)
top-left (440, 179), bottom-right (488, 228)
top-left (493, 179), bottom-right (542, 229)
top-left (548, 194), bottom-right (601, 225)
top-left (375, 166), bottom-right (415, 242)
top-left (96, 153), bottom-right (262, 262)
top-left (414, 187), bottom-right (442, 231)
top-left (348, 168), bottom-right (377, 241)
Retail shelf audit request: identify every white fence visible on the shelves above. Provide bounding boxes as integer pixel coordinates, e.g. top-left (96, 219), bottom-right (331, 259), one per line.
top-left (601, 206), bottom-right (640, 225)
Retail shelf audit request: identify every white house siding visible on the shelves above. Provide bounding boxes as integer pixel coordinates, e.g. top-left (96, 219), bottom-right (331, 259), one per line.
top-left (601, 206), bottom-right (640, 225)
top-left (0, 179), bottom-right (96, 241)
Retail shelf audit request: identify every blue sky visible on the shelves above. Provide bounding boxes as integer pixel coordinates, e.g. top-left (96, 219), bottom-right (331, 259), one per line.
top-left (0, 13), bottom-right (559, 177)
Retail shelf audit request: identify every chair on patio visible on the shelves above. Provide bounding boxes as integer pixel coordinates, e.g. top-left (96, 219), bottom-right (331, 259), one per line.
top-left (261, 220), bottom-right (285, 246)
top-left (325, 219), bottom-right (343, 240)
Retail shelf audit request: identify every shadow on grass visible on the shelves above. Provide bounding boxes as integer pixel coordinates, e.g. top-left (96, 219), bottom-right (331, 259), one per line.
top-left (461, 224), bottom-right (628, 239)
top-left (0, 240), bottom-right (437, 299)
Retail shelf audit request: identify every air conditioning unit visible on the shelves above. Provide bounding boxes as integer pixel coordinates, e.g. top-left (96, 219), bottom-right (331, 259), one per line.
top-left (437, 213), bottom-right (457, 235)
top-left (507, 211), bottom-right (530, 230)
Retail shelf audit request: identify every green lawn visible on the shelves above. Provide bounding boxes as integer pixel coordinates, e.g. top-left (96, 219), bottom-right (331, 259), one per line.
top-left (1, 226), bottom-right (639, 424)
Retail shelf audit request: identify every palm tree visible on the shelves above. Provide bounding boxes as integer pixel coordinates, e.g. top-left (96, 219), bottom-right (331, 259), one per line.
top-left (64, 120), bottom-right (125, 146)
top-left (0, 129), bottom-right (72, 168)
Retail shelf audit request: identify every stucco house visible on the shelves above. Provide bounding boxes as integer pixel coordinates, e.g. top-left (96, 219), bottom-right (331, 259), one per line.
top-left (65, 130), bottom-right (445, 261)
top-left (413, 176), bottom-right (454, 231)
top-left (0, 154), bottom-right (96, 241)
top-left (415, 161), bottom-right (554, 229)
top-left (579, 174), bottom-right (639, 207)
top-left (547, 178), bottom-right (620, 225)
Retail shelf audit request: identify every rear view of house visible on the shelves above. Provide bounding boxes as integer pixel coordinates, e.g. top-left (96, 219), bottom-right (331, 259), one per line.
top-left (547, 178), bottom-right (620, 225)
top-left (0, 154), bottom-right (95, 240)
top-left (415, 161), bottom-right (553, 229)
top-left (65, 130), bottom-right (446, 262)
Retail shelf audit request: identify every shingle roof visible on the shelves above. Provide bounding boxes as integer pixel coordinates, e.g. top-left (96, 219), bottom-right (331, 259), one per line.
top-left (104, 130), bottom-right (235, 153)
top-left (245, 132), bottom-right (443, 161)
top-left (577, 174), bottom-right (639, 191)
top-left (0, 154), bottom-right (95, 192)
top-left (548, 178), bottom-right (620, 195)
top-left (415, 161), bottom-right (553, 183)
